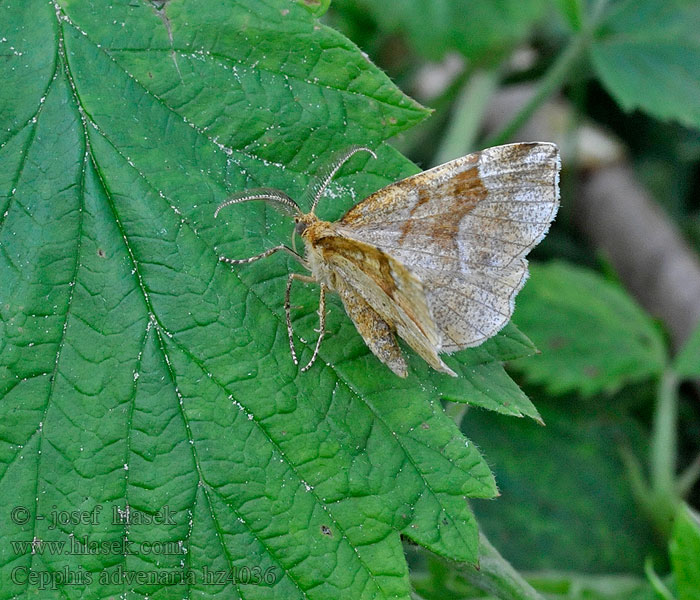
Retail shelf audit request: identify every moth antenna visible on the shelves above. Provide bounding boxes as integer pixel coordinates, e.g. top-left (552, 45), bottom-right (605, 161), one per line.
top-left (215, 188), bottom-right (301, 219)
top-left (308, 146), bottom-right (377, 214)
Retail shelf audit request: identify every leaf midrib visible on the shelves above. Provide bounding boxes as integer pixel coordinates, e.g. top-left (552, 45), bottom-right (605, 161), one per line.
top-left (86, 127), bottom-right (317, 598)
top-left (108, 46), bottom-right (427, 117)
top-left (25, 52), bottom-right (88, 591)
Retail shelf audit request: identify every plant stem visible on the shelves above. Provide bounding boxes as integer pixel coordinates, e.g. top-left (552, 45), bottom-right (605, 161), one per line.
top-left (454, 532), bottom-right (546, 600)
top-left (481, 0), bottom-right (612, 151)
top-left (620, 445), bottom-right (657, 521)
top-left (677, 451), bottom-right (700, 498)
top-left (647, 368), bottom-right (681, 535)
top-left (622, 368), bottom-right (683, 538)
top-left (394, 65), bottom-right (470, 159)
top-left (433, 67), bottom-right (501, 165)
top-left (588, 0), bottom-right (611, 24)
top-left (558, 0), bottom-right (586, 31)
top-left (650, 369), bottom-right (680, 497)
top-left (644, 557), bottom-right (676, 600)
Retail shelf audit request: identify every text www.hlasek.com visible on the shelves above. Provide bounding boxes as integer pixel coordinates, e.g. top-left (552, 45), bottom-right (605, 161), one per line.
top-left (12, 536), bottom-right (184, 556)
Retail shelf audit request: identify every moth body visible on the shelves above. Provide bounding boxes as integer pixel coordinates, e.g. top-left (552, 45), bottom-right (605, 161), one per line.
top-left (298, 217), bottom-right (337, 289)
top-left (298, 216), bottom-right (439, 377)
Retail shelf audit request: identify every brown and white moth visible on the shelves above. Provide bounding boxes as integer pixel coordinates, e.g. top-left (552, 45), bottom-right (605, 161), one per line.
top-left (215, 142), bottom-right (560, 377)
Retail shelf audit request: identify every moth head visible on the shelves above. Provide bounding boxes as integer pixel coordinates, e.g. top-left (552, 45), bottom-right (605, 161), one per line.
top-left (293, 213), bottom-right (317, 237)
top-left (294, 218), bottom-right (307, 237)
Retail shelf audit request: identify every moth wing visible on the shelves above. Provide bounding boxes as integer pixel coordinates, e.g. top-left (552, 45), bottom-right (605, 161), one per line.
top-left (338, 142), bottom-right (560, 351)
top-left (333, 278), bottom-right (408, 378)
top-left (315, 235), bottom-right (456, 376)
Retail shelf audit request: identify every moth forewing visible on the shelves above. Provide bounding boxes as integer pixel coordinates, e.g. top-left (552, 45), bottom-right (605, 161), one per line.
top-left (332, 278), bottom-right (409, 378)
top-left (336, 141), bottom-right (560, 354)
top-left (320, 242), bottom-right (455, 377)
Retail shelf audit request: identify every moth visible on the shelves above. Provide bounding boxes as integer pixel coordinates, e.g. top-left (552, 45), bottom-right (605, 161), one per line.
top-left (215, 142), bottom-right (560, 377)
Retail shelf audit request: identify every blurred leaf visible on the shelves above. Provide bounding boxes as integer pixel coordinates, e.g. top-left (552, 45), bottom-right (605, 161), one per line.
top-left (673, 319), bottom-right (700, 378)
top-left (529, 573), bottom-right (657, 600)
top-left (460, 533), bottom-right (546, 600)
top-left (412, 555), bottom-right (485, 600)
top-left (554, 0), bottom-right (585, 31)
top-left (296, 0), bottom-right (331, 17)
top-left (332, 0), bottom-right (547, 61)
top-left (0, 0), bottom-right (548, 597)
top-left (462, 399), bottom-right (661, 573)
top-left (670, 504), bottom-right (700, 600)
top-left (510, 262), bottom-right (666, 397)
top-left (413, 560), bottom-right (658, 600)
top-left (591, 0), bottom-right (700, 130)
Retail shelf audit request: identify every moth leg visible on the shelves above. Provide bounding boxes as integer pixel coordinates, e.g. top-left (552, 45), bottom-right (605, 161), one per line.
top-left (285, 273), bottom-right (317, 367)
top-left (301, 284), bottom-right (327, 373)
top-left (219, 244), bottom-right (303, 265)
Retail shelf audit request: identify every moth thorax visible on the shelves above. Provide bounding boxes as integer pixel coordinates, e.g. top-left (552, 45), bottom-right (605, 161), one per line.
top-left (301, 219), bottom-right (334, 245)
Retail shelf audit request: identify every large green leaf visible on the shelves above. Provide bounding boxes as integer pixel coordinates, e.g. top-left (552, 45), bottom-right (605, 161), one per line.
top-left (670, 504), bottom-right (700, 600)
top-left (510, 262), bottom-right (666, 397)
top-left (0, 0), bottom-right (541, 597)
top-left (591, 0), bottom-right (700, 130)
top-left (462, 399), bottom-right (660, 573)
top-left (331, 0), bottom-right (546, 61)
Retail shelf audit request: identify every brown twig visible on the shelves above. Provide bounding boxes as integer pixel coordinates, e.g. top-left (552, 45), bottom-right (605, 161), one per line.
top-left (574, 165), bottom-right (700, 350)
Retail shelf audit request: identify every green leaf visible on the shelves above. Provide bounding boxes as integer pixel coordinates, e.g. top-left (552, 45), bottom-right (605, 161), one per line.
top-left (332, 0), bottom-right (546, 61)
top-left (590, 0), bottom-right (700, 129)
top-left (0, 0), bottom-right (540, 597)
top-left (443, 324), bottom-right (541, 422)
top-left (510, 262), bottom-right (666, 397)
top-left (670, 504), bottom-right (700, 600)
top-left (462, 400), bottom-right (661, 573)
top-left (673, 319), bottom-right (700, 378)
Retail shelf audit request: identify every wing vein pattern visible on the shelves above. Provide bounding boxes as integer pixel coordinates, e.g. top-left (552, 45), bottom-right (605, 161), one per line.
top-left (336, 142), bottom-right (560, 353)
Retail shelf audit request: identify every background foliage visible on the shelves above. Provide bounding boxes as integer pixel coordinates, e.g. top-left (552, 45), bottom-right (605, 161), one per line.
top-left (1, 0), bottom-right (699, 599)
